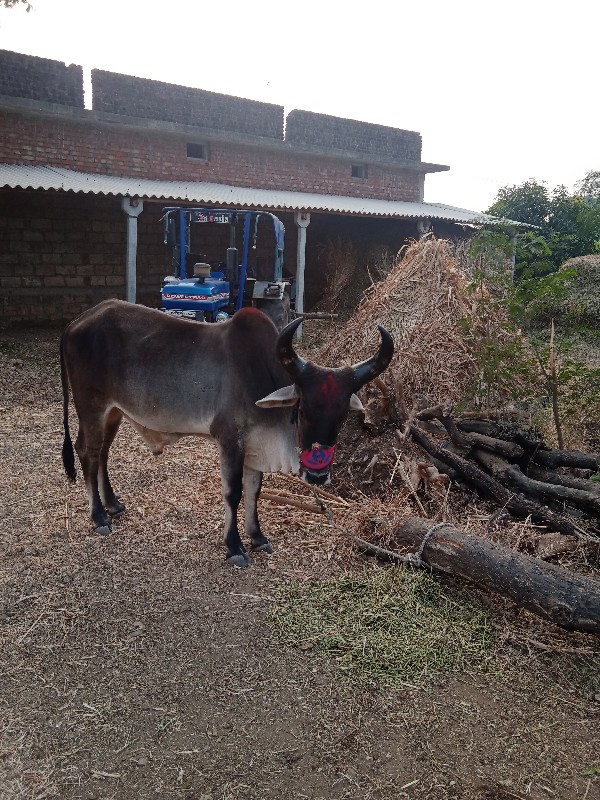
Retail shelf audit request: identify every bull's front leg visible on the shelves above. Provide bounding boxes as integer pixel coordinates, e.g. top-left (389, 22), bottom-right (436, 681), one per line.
top-left (243, 466), bottom-right (273, 554)
top-left (219, 444), bottom-right (250, 568)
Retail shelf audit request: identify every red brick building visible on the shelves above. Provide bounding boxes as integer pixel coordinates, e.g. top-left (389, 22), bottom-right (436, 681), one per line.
top-left (0, 48), bottom-right (499, 326)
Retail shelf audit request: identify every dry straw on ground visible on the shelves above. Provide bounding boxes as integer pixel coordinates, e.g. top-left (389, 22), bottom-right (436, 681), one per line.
top-left (2, 320), bottom-right (600, 800)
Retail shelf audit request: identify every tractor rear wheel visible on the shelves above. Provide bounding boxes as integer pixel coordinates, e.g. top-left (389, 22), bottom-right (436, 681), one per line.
top-left (259, 294), bottom-right (291, 331)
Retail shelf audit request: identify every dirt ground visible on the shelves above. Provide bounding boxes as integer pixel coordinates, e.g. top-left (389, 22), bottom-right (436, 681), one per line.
top-left (1, 328), bottom-right (599, 800)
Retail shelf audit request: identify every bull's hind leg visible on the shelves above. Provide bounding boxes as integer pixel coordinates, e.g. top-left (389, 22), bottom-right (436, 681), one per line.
top-left (75, 418), bottom-right (112, 535)
top-left (99, 408), bottom-right (125, 518)
top-left (244, 466), bottom-right (272, 554)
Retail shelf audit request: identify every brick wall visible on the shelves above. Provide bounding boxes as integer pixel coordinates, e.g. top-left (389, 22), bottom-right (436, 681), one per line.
top-left (0, 50), bottom-right (83, 108)
top-left (0, 186), bottom-right (424, 327)
top-left (0, 49), bottom-right (428, 202)
top-left (286, 110), bottom-right (422, 163)
top-left (0, 191), bottom-right (128, 325)
top-left (92, 70), bottom-right (284, 140)
top-left (0, 190), bottom-right (299, 326)
top-left (0, 108), bottom-right (422, 201)
top-left (0, 50), bottom-right (436, 326)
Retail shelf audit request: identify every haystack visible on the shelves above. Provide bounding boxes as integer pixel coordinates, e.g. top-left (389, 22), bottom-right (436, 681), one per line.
top-left (318, 235), bottom-right (525, 411)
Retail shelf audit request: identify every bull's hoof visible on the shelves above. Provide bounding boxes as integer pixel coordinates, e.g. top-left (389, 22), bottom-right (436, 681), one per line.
top-left (251, 541), bottom-right (273, 554)
top-left (227, 552), bottom-right (251, 568)
top-left (95, 525), bottom-right (112, 536)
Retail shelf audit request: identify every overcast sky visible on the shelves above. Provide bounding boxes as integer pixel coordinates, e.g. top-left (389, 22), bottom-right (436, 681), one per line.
top-left (1, 0), bottom-right (597, 212)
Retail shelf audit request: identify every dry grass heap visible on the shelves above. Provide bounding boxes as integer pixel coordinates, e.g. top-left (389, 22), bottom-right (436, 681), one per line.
top-left (318, 235), bottom-right (526, 410)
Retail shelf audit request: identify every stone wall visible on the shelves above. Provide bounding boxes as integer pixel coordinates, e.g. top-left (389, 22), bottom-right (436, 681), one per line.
top-left (0, 50), bottom-right (83, 108)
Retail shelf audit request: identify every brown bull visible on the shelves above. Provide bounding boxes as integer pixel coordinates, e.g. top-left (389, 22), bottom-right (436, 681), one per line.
top-left (60, 300), bottom-right (393, 566)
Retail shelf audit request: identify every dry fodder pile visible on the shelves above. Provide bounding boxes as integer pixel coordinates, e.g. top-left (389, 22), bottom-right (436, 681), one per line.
top-left (318, 235), bottom-right (531, 411)
top-left (310, 236), bottom-right (599, 561)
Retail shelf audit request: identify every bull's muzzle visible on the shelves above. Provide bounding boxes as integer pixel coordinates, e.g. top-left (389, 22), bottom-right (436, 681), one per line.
top-left (299, 445), bottom-right (335, 485)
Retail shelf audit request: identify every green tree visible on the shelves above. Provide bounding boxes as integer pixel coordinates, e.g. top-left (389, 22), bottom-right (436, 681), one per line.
top-left (576, 170), bottom-right (600, 199)
top-left (487, 173), bottom-right (600, 276)
top-left (487, 179), bottom-right (550, 227)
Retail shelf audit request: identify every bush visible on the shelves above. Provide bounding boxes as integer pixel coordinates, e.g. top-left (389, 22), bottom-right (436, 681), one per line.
top-left (523, 254), bottom-right (600, 333)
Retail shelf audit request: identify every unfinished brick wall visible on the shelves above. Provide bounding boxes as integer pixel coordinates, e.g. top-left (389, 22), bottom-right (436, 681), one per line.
top-left (92, 70), bottom-right (284, 140)
top-left (285, 110), bottom-right (422, 163)
top-left (0, 49), bottom-right (429, 202)
top-left (0, 50), bottom-right (83, 108)
top-left (0, 49), bottom-right (439, 325)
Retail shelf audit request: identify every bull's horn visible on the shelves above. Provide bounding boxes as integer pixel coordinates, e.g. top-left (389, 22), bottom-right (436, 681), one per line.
top-left (351, 325), bottom-right (394, 390)
top-left (276, 317), bottom-right (308, 381)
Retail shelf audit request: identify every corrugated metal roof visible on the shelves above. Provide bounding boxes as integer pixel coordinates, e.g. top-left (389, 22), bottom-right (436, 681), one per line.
top-left (0, 163), bottom-right (518, 226)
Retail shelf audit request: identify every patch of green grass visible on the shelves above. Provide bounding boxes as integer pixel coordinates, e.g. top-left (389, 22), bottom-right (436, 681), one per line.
top-left (272, 568), bottom-right (497, 688)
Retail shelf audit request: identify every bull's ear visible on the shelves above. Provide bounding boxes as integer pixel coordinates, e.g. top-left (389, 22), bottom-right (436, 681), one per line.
top-left (349, 393), bottom-right (364, 412)
top-left (256, 384), bottom-right (299, 408)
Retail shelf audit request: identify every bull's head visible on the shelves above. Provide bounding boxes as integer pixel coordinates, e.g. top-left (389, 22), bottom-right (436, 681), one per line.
top-left (256, 318), bottom-right (394, 484)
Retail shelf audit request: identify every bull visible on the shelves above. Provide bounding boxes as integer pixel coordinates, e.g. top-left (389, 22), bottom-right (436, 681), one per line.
top-left (60, 300), bottom-right (393, 567)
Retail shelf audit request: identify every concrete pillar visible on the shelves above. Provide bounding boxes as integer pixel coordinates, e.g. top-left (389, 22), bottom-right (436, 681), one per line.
top-left (294, 211), bottom-right (311, 338)
top-left (417, 218), bottom-right (432, 239)
top-left (121, 195), bottom-right (144, 303)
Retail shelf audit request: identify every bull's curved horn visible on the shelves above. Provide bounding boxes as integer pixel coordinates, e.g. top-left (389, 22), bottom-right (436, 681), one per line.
top-left (351, 325), bottom-right (394, 390)
top-left (276, 317), bottom-right (308, 382)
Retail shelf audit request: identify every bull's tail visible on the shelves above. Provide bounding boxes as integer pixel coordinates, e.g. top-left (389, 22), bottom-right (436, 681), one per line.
top-left (60, 333), bottom-right (77, 484)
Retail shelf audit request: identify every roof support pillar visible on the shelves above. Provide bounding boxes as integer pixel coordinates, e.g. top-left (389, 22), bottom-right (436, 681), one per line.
top-left (417, 218), bottom-right (432, 238)
top-left (294, 211), bottom-right (311, 339)
top-left (121, 195), bottom-right (144, 303)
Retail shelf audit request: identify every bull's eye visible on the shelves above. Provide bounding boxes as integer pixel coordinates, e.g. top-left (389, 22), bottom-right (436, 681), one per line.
top-left (298, 407), bottom-right (312, 426)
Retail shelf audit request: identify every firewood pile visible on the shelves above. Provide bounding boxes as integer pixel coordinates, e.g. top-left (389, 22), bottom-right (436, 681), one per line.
top-left (311, 236), bottom-right (600, 635)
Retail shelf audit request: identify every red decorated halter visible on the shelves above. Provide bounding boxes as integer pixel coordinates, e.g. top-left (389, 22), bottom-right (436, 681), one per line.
top-left (299, 444), bottom-right (336, 472)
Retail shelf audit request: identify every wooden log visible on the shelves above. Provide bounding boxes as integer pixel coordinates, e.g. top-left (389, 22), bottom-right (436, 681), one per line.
top-left (394, 517), bottom-right (600, 635)
top-left (292, 312), bottom-right (339, 320)
top-left (458, 419), bottom-right (545, 450)
top-left (418, 407), bottom-right (524, 458)
top-left (527, 464), bottom-right (600, 497)
top-left (474, 451), bottom-right (600, 518)
top-left (416, 405), bottom-right (470, 448)
top-left (409, 425), bottom-right (590, 540)
top-left (466, 431), bottom-right (525, 460)
top-left (260, 492), bottom-right (323, 515)
top-left (533, 449), bottom-right (600, 471)
top-left (457, 419), bottom-right (506, 437)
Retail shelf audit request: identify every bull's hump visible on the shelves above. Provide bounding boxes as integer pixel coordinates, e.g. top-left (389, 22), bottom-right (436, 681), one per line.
top-left (236, 308), bottom-right (264, 316)
top-left (232, 307), bottom-right (272, 329)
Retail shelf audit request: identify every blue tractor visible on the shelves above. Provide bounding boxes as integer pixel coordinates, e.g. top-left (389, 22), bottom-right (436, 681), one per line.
top-left (160, 207), bottom-right (292, 330)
